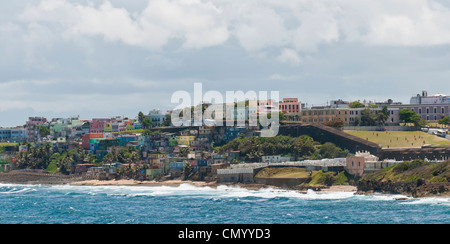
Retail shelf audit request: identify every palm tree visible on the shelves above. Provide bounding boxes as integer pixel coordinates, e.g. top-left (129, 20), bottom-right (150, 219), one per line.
top-left (57, 153), bottom-right (73, 174)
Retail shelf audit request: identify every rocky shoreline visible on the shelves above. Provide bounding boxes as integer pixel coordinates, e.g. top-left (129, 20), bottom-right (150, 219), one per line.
top-left (0, 172), bottom-right (85, 185)
top-left (356, 179), bottom-right (450, 198)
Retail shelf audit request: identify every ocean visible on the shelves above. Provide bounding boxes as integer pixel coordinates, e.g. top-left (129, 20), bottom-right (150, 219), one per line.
top-left (0, 183), bottom-right (448, 224)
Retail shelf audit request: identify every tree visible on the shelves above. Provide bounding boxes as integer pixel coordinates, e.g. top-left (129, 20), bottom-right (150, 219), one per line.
top-left (439, 116), bottom-right (450, 126)
top-left (399, 108), bottom-right (417, 126)
top-left (142, 118), bottom-right (153, 129)
top-left (376, 106), bottom-right (390, 126)
top-left (353, 116), bottom-right (360, 126)
top-left (37, 125), bottom-right (50, 138)
top-left (161, 114), bottom-right (172, 127)
top-left (179, 146), bottom-right (191, 157)
top-left (17, 143), bottom-right (53, 170)
top-left (182, 162), bottom-right (194, 180)
top-left (323, 118), bottom-right (345, 129)
top-left (266, 112), bottom-right (287, 121)
top-left (360, 109), bottom-right (377, 126)
top-left (317, 142), bottom-right (350, 159)
top-left (411, 114), bottom-right (427, 127)
top-left (349, 101), bottom-right (365, 108)
top-left (138, 111), bottom-right (145, 123)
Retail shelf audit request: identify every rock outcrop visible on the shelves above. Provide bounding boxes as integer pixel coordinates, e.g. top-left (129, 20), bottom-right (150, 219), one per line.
top-left (356, 179), bottom-right (450, 197)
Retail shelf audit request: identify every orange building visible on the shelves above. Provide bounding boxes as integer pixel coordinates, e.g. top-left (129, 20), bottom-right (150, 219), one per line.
top-left (82, 133), bottom-right (103, 150)
top-left (299, 108), bottom-right (349, 124)
top-left (279, 98), bottom-right (301, 113)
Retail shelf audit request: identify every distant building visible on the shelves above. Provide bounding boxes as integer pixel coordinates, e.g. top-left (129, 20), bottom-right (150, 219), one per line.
top-left (262, 155), bottom-right (294, 163)
top-left (0, 127), bottom-right (27, 142)
top-left (147, 109), bottom-right (167, 127)
top-left (348, 107), bottom-right (400, 125)
top-left (329, 99), bottom-right (349, 109)
top-left (346, 151), bottom-right (401, 177)
top-left (26, 117), bottom-right (47, 142)
top-left (90, 118), bottom-right (111, 134)
top-left (410, 90), bottom-right (450, 104)
top-left (389, 103), bottom-right (450, 122)
top-left (299, 108), bottom-right (349, 124)
top-left (82, 133), bottom-right (103, 150)
top-left (279, 98), bottom-right (301, 113)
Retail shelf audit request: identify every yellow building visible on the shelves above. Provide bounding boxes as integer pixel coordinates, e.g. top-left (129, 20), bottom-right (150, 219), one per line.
top-left (297, 108), bottom-right (350, 124)
top-left (176, 136), bottom-right (196, 146)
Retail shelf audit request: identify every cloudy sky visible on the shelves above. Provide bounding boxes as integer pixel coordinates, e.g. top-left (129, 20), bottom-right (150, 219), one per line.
top-left (1, 0), bottom-right (450, 126)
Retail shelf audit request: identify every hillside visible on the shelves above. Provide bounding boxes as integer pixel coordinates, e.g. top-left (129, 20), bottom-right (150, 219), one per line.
top-left (254, 167), bottom-right (352, 189)
top-left (357, 160), bottom-right (450, 197)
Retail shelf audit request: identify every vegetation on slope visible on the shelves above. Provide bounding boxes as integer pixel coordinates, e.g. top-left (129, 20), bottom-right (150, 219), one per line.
top-left (255, 167), bottom-right (352, 187)
top-left (361, 160), bottom-right (449, 183)
top-left (217, 135), bottom-right (351, 162)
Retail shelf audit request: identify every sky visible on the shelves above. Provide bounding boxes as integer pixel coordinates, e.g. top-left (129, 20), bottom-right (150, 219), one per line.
top-left (1, 0), bottom-right (450, 127)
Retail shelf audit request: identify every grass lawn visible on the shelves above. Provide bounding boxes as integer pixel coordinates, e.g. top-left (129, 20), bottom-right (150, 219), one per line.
top-left (0, 142), bottom-right (19, 146)
top-left (255, 167), bottom-right (314, 178)
top-left (344, 130), bottom-right (450, 148)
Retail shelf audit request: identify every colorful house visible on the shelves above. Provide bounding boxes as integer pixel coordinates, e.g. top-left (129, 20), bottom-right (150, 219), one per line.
top-left (82, 133), bottom-right (103, 150)
top-left (176, 135), bottom-right (196, 146)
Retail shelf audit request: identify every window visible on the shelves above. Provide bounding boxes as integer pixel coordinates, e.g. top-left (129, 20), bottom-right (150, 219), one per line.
top-left (442, 108), bottom-right (445, 114)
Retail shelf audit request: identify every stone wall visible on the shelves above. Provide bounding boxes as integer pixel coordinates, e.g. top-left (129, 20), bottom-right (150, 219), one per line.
top-left (216, 172), bottom-right (254, 184)
top-left (253, 177), bottom-right (309, 187)
top-left (378, 147), bottom-right (450, 161)
top-left (279, 124), bottom-right (382, 155)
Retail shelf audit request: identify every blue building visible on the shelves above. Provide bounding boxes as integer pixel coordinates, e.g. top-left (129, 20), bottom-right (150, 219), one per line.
top-left (0, 127), bottom-right (27, 142)
top-left (224, 127), bottom-right (246, 143)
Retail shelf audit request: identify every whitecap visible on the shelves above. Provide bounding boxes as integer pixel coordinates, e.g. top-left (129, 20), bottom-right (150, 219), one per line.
top-left (400, 197), bottom-right (450, 206)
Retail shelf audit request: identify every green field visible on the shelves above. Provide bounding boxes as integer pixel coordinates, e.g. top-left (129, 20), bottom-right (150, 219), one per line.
top-left (344, 130), bottom-right (450, 148)
top-left (255, 167), bottom-right (313, 178)
top-left (0, 142), bottom-right (19, 146)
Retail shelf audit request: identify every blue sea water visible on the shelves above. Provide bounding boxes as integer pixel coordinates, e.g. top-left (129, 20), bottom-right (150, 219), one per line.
top-left (0, 183), bottom-right (448, 224)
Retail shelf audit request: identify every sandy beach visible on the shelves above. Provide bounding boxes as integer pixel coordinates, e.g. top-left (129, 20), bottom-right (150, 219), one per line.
top-left (69, 179), bottom-right (219, 187)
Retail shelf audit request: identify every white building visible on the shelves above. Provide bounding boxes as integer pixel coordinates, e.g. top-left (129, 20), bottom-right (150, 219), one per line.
top-left (410, 90), bottom-right (450, 104)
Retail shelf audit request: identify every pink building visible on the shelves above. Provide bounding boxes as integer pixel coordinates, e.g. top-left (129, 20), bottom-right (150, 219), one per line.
top-left (90, 118), bottom-right (111, 134)
top-left (345, 151), bottom-right (379, 177)
top-left (257, 99), bottom-right (279, 114)
top-left (26, 117), bottom-right (47, 142)
top-left (279, 98), bottom-right (301, 113)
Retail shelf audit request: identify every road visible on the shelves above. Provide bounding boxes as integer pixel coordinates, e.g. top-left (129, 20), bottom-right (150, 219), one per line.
top-left (426, 128), bottom-right (450, 140)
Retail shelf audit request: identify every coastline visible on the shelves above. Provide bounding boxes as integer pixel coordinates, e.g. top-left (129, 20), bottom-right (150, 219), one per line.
top-left (68, 178), bottom-right (358, 192)
top-left (2, 172), bottom-right (447, 197)
top-left (0, 172), bottom-right (357, 192)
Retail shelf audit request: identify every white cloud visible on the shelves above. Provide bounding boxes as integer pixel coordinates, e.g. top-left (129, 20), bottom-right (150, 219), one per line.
top-left (19, 0), bottom-right (230, 50)
top-left (14, 0), bottom-right (450, 53)
top-left (233, 3), bottom-right (290, 51)
top-left (267, 73), bottom-right (302, 80)
top-left (275, 48), bottom-right (302, 66)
